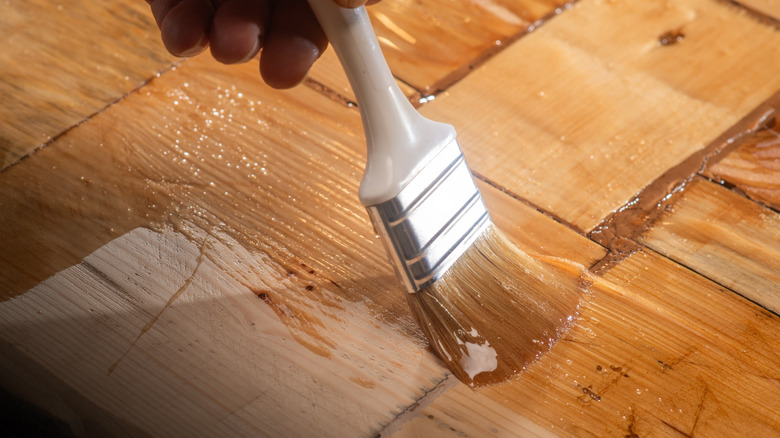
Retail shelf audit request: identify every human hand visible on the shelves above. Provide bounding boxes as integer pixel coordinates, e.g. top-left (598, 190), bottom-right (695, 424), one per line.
top-left (147, 0), bottom-right (381, 89)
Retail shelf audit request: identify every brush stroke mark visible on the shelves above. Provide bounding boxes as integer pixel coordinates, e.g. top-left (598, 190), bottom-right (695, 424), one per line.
top-left (108, 238), bottom-right (207, 375)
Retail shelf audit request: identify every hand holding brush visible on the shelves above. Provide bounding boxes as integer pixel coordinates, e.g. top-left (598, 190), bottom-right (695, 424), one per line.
top-left (307, 0), bottom-right (586, 387)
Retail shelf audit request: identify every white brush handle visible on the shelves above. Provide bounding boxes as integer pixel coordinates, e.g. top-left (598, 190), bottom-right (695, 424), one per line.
top-left (306, 0), bottom-right (456, 206)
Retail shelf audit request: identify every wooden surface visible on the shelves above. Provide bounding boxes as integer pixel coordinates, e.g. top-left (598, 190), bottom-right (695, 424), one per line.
top-left (0, 0), bottom-right (175, 169)
top-left (2, 0), bottom-right (779, 437)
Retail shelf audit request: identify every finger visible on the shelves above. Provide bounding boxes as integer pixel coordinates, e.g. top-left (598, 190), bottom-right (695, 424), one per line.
top-left (158, 0), bottom-right (215, 57)
top-left (147, 0), bottom-right (179, 28)
top-left (331, 0), bottom-right (366, 7)
top-left (260, 0), bottom-right (328, 89)
top-left (209, 0), bottom-right (271, 64)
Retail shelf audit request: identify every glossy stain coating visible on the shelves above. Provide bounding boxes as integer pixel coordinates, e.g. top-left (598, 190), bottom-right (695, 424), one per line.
top-left (407, 226), bottom-right (587, 387)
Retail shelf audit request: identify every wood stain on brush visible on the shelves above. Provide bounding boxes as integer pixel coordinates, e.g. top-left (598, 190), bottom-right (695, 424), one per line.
top-left (406, 225), bottom-right (587, 387)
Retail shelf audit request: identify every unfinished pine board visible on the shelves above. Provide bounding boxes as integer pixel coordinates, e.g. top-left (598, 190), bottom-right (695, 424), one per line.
top-left (393, 249), bottom-right (780, 437)
top-left (0, 54), bottom-right (605, 436)
top-left (641, 176), bottom-right (780, 314)
top-left (421, 0), bottom-right (780, 232)
top-left (704, 115), bottom-right (780, 211)
top-left (308, 0), bottom-right (569, 98)
top-left (737, 0), bottom-right (780, 20)
top-left (0, 0), bottom-right (175, 169)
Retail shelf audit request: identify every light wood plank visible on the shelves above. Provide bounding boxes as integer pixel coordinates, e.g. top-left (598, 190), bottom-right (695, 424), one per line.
top-left (308, 0), bottom-right (570, 98)
top-left (704, 115), bottom-right (780, 211)
top-left (421, 0), bottom-right (780, 232)
top-left (0, 0), bottom-right (175, 169)
top-left (399, 249), bottom-right (780, 437)
top-left (642, 176), bottom-right (780, 314)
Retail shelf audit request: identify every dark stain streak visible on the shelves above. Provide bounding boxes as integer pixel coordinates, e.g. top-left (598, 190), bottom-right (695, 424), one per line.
top-left (81, 260), bottom-right (138, 304)
top-left (108, 239), bottom-right (208, 375)
top-left (625, 411), bottom-right (640, 438)
top-left (690, 385), bottom-right (710, 436)
top-left (582, 386), bottom-right (602, 402)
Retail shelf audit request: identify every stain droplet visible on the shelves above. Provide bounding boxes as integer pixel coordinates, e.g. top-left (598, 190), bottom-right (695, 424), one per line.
top-left (659, 28), bottom-right (685, 46)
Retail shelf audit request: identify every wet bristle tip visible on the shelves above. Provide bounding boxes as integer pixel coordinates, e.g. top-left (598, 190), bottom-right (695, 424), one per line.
top-left (406, 225), bottom-right (585, 388)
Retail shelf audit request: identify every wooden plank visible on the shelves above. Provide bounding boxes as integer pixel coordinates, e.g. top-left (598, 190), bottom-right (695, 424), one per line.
top-left (364, 0), bottom-right (568, 94)
top-left (421, 0), bottom-right (780, 232)
top-left (0, 0), bottom-right (175, 169)
top-left (395, 249), bottom-right (780, 437)
top-left (0, 53), bottom-right (605, 436)
top-left (308, 0), bottom-right (570, 101)
top-left (641, 176), bottom-right (780, 314)
top-left (704, 115), bottom-right (780, 211)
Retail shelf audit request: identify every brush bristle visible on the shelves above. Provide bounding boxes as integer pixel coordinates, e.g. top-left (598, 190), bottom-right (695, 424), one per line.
top-left (406, 225), bottom-right (585, 387)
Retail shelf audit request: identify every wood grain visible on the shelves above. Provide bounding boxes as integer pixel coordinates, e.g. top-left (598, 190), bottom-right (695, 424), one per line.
top-left (395, 249), bottom-right (780, 437)
top-left (364, 0), bottom-right (569, 94)
top-left (642, 176), bottom-right (780, 314)
top-left (4, 0), bottom-right (780, 435)
top-left (421, 0), bottom-right (780, 232)
top-left (704, 115), bottom-right (780, 211)
top-left (0, 0), bottom-right (175, 169)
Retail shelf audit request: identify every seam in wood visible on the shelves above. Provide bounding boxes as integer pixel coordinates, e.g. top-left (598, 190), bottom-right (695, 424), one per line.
top-left (642, 245), bottom-right (780, 318)
top-left (0, 60), bottom-right (183, 177)
top-left (699, 173), bottom-right (780, 216)
top-left (721, 0), bottom-right (780, 28)
top-left (472, 170), bottom-right (588, 236)
top-left (375, 373), bottom-right (460, 438)
top-left (302, 76), bottom-right (358, 108)
top-left (424, 1), bottom-right (581, 96)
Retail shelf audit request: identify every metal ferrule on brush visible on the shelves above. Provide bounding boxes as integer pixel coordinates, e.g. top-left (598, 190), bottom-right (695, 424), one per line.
top-left (366, 139), bottom-right (491, 293)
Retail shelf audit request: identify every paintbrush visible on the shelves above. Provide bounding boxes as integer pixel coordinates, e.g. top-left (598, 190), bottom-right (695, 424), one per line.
top-left (307, 0), bottom-right (584, 387)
